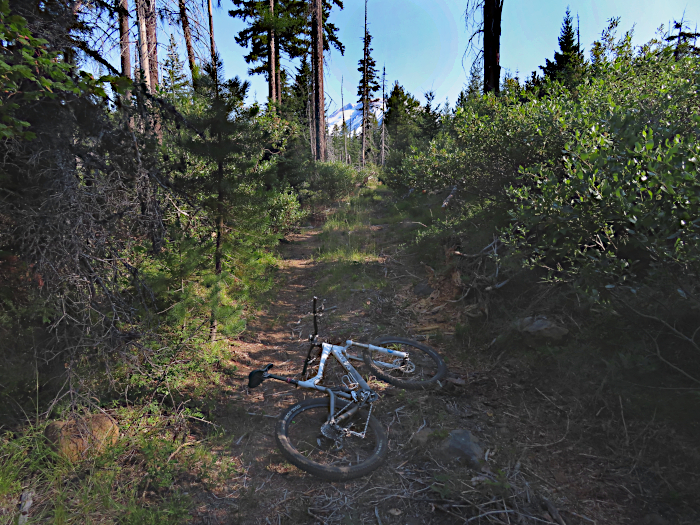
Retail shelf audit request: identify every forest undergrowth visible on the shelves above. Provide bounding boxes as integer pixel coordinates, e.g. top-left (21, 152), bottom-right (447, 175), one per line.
top-left (3, 183), bottom-right (699, 524)
top-left (1, 2), bottom-right (699, 522)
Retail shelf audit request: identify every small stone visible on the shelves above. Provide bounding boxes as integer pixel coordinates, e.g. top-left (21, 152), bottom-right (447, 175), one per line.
top-left (413, 282), bottom-right (434, 297)
top-left (412, 427), bottom-right (433, 447)
top-left (440, 429), bottom-right (484, 469)
top-left (516, 315), bottom-right (569, 342)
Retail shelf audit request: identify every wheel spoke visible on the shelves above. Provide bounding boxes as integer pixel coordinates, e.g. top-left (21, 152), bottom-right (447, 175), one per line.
top-left (363, 337), bottom-right (447, 389)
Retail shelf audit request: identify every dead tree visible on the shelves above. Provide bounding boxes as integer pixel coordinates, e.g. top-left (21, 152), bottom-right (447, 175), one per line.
top-left (268, 0), bottom-right (277, 104)
top-left (207, 0), bottom-right (215, 62)
top-left (136, 0), bottom-right (151, 90)
top-left (464, 0), bottom-right (504, 94)
top-left (311, 0), bottom-right (326, 161)
top-left (118, 0), bottom-right (131, 78)
top-left (146, 0), bottom-right (158, 88)
top-left (178, 0), bottom-right (197, 82)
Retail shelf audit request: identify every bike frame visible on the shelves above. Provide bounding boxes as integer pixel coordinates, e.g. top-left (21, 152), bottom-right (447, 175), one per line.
top-left (297, 340), bottom-right (409, 391)
top-left (248, 297), bottom-right (411, 432)
top-left (254, 340), bottom-right (409, 429)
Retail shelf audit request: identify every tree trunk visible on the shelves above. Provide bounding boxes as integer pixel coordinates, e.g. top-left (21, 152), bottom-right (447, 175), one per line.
top-left (211, 159), bottom-right (224, 342)
top-left (312, 0), bottom-right (325, 162)
top-left (360, 0), bottom-right (367, 167)
top-left (380, 66), bottom-right (386, 166)
top-left (275, 36), bottom-right (282, 104)
top-left (309, 89), bottom-right (315, 159)
top-left (208, 0), bottom-right (216, 63)
top-left (483, 0), bottom-right (502, 94)
top-left (145, 0), bottom-right (158, 88)
top-left (119, 0), bottom-right (131, 78)
top-left (179, 0), bottom-right (197, 84)
top-left (136, 0), bottom-right (151, 91)
top-left (341, 76), bottom-right (347, 164)
top-left (268, 0), bottom-right (277, 105)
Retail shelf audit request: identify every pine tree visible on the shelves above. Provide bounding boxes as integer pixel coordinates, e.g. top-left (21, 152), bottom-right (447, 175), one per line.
top-left (357, 0), bottom-right (379, 166)
top-left (540, 7), bottom-right (585, 86)
top-left (383, 82), bottom-right (421, 169)
top-left (161, 34), bottom-right (190, 103)
top-left (420, 91), bottom-right (441, 143)
top-left (175, 53), bottom-right (275, 339)
top-left (231, 1), bottom-right (302, 106)
top-left (230, 0), bottom-right (344, 109)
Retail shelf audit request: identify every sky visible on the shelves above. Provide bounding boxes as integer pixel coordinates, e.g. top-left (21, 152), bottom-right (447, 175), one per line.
top-left (115, 0), bottom-right (700, 112)
top-left (209, 0), bottom-right (699, 112)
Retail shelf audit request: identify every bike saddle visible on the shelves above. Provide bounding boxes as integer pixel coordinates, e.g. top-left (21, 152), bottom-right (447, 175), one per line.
top-left (248, 364), bottom-right (274, 388)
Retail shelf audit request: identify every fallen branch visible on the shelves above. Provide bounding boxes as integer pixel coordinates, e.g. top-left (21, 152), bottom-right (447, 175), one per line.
top-left (167, 439), bottom-right (202, 463)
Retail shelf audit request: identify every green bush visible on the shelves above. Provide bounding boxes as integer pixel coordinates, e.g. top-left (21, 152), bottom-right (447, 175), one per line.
top-left (507, 45), bottom-right (700, 288)
top-left (387, 30), bottom-right (700, 292)
top-left (301, 161), bottom-right (363, 205)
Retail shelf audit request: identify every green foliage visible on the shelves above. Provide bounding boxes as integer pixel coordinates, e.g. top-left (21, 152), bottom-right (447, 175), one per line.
top-left (507, 44), bottom-right (700, 288)
top-left (300, 162), bottom-right (363, 205)
top-left (160, 34), bottom-right (191, 103)
top-left (539, 7), bottom-right (586, 88)
top-left (229, 0), bottom-right (344, 97)
top-left (386, 23), bottom-right (700, 296)
top-left (0, 0), bottom-right (107, 139)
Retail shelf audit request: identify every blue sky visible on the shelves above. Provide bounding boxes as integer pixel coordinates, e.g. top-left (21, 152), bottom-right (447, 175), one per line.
top-left (163, 1), bottom-right (698, 111)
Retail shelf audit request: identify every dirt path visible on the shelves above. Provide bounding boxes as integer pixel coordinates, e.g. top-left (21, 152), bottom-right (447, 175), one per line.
top-left (186, 191), bottom-right (683, 525)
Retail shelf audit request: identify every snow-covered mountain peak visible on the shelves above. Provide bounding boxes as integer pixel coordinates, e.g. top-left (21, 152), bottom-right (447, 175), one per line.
top-left (327, 99), bottom-right (385, 134)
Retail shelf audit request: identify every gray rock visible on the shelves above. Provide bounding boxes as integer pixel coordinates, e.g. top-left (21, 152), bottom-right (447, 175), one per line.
top-left (440, 429), bottom-right (484, 469)
top-left (414, 282), bottom-right (434, 297)
top-left (516, 315), bottom-right (569, 342)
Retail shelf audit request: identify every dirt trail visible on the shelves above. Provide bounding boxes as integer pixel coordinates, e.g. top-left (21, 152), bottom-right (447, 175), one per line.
top-left (187, 193), bottom-right (672, 525)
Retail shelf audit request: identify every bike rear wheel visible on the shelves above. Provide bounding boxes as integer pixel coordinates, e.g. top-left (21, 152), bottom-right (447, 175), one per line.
top-left (275, 397), bottom-right (387, 481)
top-left (363, 336), bottom-right (447, 390)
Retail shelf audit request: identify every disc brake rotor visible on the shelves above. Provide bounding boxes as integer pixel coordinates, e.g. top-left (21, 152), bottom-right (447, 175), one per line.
top-left (394, 359), bottom-right (415, 373)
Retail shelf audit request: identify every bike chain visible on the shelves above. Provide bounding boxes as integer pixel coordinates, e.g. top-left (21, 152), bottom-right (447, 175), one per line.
top-left (329, 396), bottom-right (374, 439)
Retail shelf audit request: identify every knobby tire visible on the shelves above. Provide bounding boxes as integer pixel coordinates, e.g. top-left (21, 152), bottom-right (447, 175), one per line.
top-left (275, 397), bottom-right (388, 481)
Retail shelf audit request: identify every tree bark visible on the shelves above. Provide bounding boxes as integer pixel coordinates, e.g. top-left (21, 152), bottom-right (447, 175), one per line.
top-left (483, 0), bottom-right (502, 94)
top-left (178, 0), bottom-right (197, 84)
top-left (380, 66), bottom-right (386, 166)
top-left (136, 0), bottom-right (151, 91)
top-left (145, 0), bottom-right (158, 88)
top-left (312, 0), bottom-right (326, 162)
top-left (208, 0), bottom-right (216, 63)
top-left (275, 35), bottom-right (282, 104)
top-left (309, 88), bottom-right (315, 159)
top-left (119, 0), bottom-right (131, 78)
top-left (268, 0), bottom-right (277, 105)
top-left (341, 76), bottom-right (348, 164)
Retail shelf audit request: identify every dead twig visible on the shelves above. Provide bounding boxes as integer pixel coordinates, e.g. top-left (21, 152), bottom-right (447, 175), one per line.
top-left (166, 439), bottom-right (202, 463)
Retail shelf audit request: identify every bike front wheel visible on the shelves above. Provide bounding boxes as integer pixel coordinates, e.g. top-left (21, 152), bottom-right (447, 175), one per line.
top-left (275, 397), bottom-right (388, 481)
top-left (363, 336), bottom-right (448, 390)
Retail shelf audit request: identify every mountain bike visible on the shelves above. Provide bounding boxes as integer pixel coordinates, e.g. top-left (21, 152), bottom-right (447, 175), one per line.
top-left (247, 297), bottom-right (447, 481)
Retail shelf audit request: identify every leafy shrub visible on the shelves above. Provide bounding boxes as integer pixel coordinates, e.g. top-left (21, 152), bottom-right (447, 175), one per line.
top-left (387, 29), bottom-right (700, 292)
top-left (507, 45), bottom-right (700, 288)
top-left (301, 161), bottom-right (363, 205)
